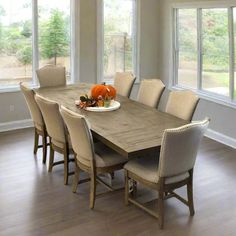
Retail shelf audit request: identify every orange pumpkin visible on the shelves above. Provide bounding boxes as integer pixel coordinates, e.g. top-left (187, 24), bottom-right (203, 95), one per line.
top-left (91, 84), bottom-right (116, 100)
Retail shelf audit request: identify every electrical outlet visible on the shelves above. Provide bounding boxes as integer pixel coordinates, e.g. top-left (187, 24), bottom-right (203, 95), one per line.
top-left (10, 105), bottom-right (15, 112)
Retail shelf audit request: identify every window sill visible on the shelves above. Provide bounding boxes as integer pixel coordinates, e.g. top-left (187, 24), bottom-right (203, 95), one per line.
top-left (0, 84), bottom-right (40, 94)
top-left (0, 81), bottom-right (76, 94)
top-left (171, 85), bottom-right (236, 109)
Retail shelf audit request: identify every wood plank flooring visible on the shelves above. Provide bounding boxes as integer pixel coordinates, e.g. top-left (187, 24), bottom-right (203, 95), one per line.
top-left (0, 128), bottom-right (236, 236)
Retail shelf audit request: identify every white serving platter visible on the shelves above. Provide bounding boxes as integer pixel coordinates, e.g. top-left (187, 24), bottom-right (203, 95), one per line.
top-left (75, 100), bottom-right (121, 112)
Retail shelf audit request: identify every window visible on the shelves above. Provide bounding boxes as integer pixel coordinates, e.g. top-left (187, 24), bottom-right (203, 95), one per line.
top-left (174, 6), bottom-right (236, 104)
top-left (177, 9), bottom-right (197, 89)
top-left (98, 0), bottom-right (137, 84)
top-left (0, 0), bottom-right (32, 87)
top-left (38, 0), bottom-right (71, 81)
top-left (202, 8), bottom-right (229, 96)
top-left (0, 0), bottom-right (73, 88)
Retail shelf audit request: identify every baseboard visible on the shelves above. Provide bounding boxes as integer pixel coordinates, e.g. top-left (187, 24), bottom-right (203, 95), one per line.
top-left (205, 129), bottom-right (236, 149)
top-left (0, 119), bottom-right (33, 132)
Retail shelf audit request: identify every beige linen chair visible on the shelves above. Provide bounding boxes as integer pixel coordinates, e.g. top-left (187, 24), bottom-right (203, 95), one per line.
top-left (165, 90), bottom-right (200, 121)
top-left (36, 65), bottom-right (66, 88)
top-left (124, 118), bottom-right (209, 229)
top-left (137, 79), bottom-right (165, 108)
top-left (60, 106), bottom-right (127, 209)
top-left (35, 95), bottom-right (74, 185)
top-left (114, 72), bottom-right (136, 97)
top-left (20, 82), bottom-right (48, 163)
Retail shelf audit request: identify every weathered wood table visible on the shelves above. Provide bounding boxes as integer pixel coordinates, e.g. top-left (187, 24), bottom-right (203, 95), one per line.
top-left (35, 83), bottom-right (187, 158)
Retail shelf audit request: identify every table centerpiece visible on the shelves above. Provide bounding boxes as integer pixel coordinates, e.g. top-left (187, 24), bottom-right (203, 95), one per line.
top-left (75, 83), bottom-right (120, 112)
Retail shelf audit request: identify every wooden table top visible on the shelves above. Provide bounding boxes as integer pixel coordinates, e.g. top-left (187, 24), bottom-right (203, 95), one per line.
top-left (35, 83), bottom-right (187, 158)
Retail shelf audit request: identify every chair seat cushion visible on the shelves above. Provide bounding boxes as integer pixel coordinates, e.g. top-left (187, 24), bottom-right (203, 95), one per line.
top-left (94, 143), bottom-right (127, 168)
top-left (124, 155), bottom-right (189, 184)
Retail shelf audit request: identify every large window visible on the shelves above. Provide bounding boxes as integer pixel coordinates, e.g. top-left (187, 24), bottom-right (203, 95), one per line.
top-left (0, 0), bottom-right (32, 87)
top-left (174, 6), bottom-right (236, 104)
top-left (177, 9), bottom-right (198, 89)
top-left (99, 0), bottom-right (137, 83)
top-left (0, 0), bottom-right (72, 88)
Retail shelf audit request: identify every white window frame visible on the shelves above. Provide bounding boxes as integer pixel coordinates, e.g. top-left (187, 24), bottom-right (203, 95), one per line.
top-left (97, 0), bottom-right (140, 84)
top-left (0, 0), bottom-right (79, 93)
top-left (172, 1), bottom-right (236, 109)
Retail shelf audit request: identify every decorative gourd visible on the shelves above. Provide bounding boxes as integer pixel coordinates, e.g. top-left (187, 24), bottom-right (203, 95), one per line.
top-left (91, 84), bottom-right (116, 100)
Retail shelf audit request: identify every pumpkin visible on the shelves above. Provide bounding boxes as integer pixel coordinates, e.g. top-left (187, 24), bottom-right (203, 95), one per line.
top-left (91, 84), bottom-right (116, 100)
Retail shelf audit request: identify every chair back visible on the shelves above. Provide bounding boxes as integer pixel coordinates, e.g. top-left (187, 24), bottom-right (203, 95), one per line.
top-left (166, 90), bottom-right (199, 121)
top-left (114, 72), bottom-right (136, 97)
top-left (158, 118), bottom-right (209, 179)
top-left (137, 79), bottom-right (165, 108)
top-left (60, 106), bottom-right (94, 167)
top-left (35, 95), bottom-right (66, 145)
top-left (20, 83), bottom-right (44, 130)
top-left (36, 65), bottom-right (66, 88)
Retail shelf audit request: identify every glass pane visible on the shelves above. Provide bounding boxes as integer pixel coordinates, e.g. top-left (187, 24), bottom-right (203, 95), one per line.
top-left (0, 0), bottom-right (32, 87)
top-left (103, 0), bottom-right (135, 83)
top-left (38, 0), bottom-right (71, 81)
top-left (177, 9), bottom-right (197, 89)
top-left (202, 8), bottom-right (229, 96)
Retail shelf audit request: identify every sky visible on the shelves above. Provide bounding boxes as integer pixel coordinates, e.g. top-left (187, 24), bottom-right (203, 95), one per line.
top-left (0, 0), bottom-right (69, 26)
top-left (104, 0), bottom-right (134, 34)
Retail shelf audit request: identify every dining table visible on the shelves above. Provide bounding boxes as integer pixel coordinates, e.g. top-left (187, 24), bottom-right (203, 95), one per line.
top-left (35, 83), bottom-right (187, 159)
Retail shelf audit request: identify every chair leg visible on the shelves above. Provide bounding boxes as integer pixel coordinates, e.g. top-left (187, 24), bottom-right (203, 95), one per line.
top-left (63, 148), bottom-right (69, 185)
top-left (132, 180), bottom-right (137, 196)
top-left (110, 172), bottom-right (115, 179)
top-left (72, 164), bottom-right (80, 193)
top-left (48, 144), bottom-right (54, 172)
top-left (158, 190), bottom-right (165, 229)
top-left (33, 129), bottom-right (39, 154)
top-left (89, 173), bottom-right (96, 209)
top-left (42, 134), bottom-right (47, 164)
top-left (187, 181), bottom-right (195, 216)
top-left (124, 170), bottom-right (129, 206)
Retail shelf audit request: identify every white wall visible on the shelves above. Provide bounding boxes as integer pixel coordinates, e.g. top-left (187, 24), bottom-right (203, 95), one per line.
top-left (79, 0), bottom-right (97, 83)
top-left (158, 0), bottom-right (236, 142)
top-left (0, 91), bottom-right (30, 123)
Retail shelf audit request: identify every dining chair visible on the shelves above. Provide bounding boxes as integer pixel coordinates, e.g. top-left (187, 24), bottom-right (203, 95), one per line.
top-left (137, 79), bottom-right (165, 108)
top-left (124, 118), bottom-right (209, 229)
top-left (114, 72), bottom-right (136, 97)
top-left (35, 95), bottom-right (74, 185)
top-left (165, 90), bottom-right (200, 121)
top-left (36, 65), bottom-right (66, 88)
top-left (20, 82), bottom-right (48, 163)
top-left (60, 106), bottom-right (127, 209)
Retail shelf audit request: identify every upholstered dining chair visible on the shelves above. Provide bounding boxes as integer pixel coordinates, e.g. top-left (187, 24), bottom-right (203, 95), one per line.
top-left (60, 106), bottom-right (127, 209)
top-left (124, 118), bottom-right (209, 229)
top-left (165, 90), bottom-right (200, 121)
top-left (114, 72), bottom-right (136, 97)
top-left (36, 65), bottom-right (66, 88)
top-left (35, 95), bottom-right (74, 185)
top-left (20, 82), bottom-right (48, 163)
top-left (137, 79), bottom-right (165, 108)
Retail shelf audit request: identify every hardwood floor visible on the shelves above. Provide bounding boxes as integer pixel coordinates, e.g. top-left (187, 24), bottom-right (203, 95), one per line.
top-left (0, 128), bottom-right (236, 236)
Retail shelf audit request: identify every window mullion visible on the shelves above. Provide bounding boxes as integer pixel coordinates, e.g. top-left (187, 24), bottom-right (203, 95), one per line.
top-left (132, 0), bottom-right (138, 81)
top-left (197, 8), bottom-right (202, 91)
top-left (97, 0), bottom-right (104, 84)
top-left (173, 8), bottom-right (179, 87)
top-left (229, 7), bottom-right (235, 101)
top-left (32, 0), bottom-right (39, 86)
top-left (70, 0), bottom-right (79, 83)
